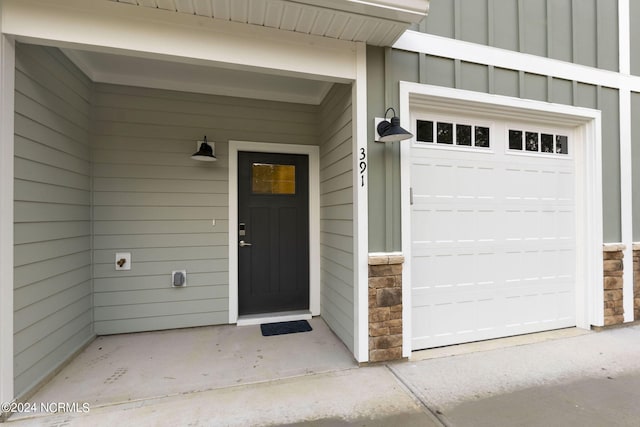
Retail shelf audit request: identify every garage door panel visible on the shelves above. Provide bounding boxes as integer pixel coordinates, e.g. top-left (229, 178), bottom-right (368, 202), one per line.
top-left (411, 118), bottom-right (577, 351)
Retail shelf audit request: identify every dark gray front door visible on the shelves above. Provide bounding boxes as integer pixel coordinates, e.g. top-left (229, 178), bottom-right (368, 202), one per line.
top-left (238, 151), bottom-right (309, 315)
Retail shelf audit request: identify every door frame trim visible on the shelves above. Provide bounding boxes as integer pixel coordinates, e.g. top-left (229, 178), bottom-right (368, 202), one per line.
top-left (228, 141), bottom-right (320, 323)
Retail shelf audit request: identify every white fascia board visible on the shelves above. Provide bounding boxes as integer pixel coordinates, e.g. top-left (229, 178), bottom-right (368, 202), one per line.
top-left (0, 35), bottom-right (15, 407)
top-left (1, 0), bottom-right (358, 82)
top-left (293, 0), bottom-right (429, 23)
top-left (394, 31), bottom-right (626, 90)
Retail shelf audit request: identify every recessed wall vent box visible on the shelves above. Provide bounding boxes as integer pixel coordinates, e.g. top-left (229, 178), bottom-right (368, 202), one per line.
top-left (172, 270), bottom-right (187, 287)
top-left (115, 252), bottom-right (131, 270)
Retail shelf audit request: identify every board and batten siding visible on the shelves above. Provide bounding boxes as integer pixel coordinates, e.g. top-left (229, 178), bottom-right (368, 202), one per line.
top-left (91, 83), bottom-right (318, 335)
top-left (367, 44), bottom-right (622, 251)
top-left (13, 43), bottom-right (93, 397)
top-left (318, 84), bottom-right (354, 352)
top-left (419, 0), bottom-right (619, 72)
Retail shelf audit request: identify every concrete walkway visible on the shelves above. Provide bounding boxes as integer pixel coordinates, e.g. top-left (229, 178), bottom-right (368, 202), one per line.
top-left (6, 324), bottom-right (640, 426)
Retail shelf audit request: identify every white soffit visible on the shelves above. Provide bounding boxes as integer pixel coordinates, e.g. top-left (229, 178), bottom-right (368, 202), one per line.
top-left (108, 0), bottom-right (429, 46)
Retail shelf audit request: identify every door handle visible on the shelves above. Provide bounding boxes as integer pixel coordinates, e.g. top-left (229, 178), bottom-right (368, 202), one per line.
top-left (239, 240), bottom-right (252, 247)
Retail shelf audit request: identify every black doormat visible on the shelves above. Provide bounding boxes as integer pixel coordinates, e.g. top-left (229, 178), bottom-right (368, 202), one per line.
top-left (260, 320), bottom-right (313, 337)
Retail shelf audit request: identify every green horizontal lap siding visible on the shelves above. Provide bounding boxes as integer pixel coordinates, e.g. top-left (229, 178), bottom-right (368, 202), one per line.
top-left (421, 0), bottom-right (619, 72)
top-left (13, 44), bottom-right (93, 397)
top-left (319, 84), bottom-right (354, 352)
top-left (91, 84), bottom-right (318, 335)
top-left (368, 44), bottom-right (622, 251)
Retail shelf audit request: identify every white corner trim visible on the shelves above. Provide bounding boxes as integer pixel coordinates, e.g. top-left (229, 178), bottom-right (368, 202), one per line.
top-left (399, 82), bottom-right (604, 353)
top-left (619, 0), bottom-right (631, 76)
top-left (228, 141), bottom-right (320, 324)
top-left (618, 0), bottom-right (634, 323)
top-left (352, 42), bottom-right (369, 363)
top-left (0, 34), bottom-right (15, 406)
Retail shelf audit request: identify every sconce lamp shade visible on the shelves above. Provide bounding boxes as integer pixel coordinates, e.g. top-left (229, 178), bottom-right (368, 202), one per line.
top-left (376, 108), bottom-right (413, 142)
top-left (191, 136), bottom-right (216, 161)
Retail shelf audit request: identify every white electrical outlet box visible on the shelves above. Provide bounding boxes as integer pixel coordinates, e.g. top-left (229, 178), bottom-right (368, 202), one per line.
top-left (115, 252), bottom-right (131, 270)
top-left (172, 270), bottom-right (187, 287)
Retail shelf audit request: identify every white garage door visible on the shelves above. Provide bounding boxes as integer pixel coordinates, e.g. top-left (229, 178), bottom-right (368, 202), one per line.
top-left (411, 114), bottom-right (576, 350)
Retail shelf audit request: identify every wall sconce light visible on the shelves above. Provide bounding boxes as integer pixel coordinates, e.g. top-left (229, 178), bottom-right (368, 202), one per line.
top-left (191, 136), bottom-right (217, 161)
top-left (374, 108), bottom-right (413, 142)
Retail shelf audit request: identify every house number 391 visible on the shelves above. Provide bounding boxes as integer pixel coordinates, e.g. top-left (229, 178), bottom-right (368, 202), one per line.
top-left (359, 148), bottom-right (367, 187)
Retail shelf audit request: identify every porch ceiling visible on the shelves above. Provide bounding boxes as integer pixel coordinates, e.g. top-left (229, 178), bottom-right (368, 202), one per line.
top-left (108, 0), bottom-right (429, 46)
top-left (62, 48), bottom-right (334, 104)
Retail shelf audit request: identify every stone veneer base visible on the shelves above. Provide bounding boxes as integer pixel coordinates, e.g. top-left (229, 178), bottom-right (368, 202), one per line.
top-left (603, 244), bottom-right (625, 326)
top-left (368, 254), bottom-right (404, 362)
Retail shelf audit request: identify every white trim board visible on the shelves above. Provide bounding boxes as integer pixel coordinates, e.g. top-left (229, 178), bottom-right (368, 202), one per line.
top-left (228, 141), bottom-right (321, 324)
top-left (618, 0), bottom-right (634, 322)
top-left (352, 42), bottom-right (369, 363)
top-left (394, 30), bottom-right (640, 93)
top-left (0, 34), bottom-right (15, 407)
top-left (399, 82), bottom-right (604, 357)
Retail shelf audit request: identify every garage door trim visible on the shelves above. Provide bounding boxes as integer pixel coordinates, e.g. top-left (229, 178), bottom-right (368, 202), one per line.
top-left (398, 82), bottom-right (604, 357)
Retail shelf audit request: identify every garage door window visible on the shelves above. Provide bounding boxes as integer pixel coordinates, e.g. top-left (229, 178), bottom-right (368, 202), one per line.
top-left (417, 120), bottom-right (491, 149)
top-left (508, 129), bottom-right (569, 155)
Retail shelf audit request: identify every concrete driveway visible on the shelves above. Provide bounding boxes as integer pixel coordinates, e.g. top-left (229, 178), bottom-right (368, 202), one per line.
top-left (6, 324), bottom-right (640, 426)
top-left (390, 324), bottom-right (640, 426)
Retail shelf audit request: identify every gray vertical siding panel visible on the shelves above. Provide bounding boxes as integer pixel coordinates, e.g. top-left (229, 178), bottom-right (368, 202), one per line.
top-left (491, 0), bottom-right (519, 51)
top-left (631, 1), bottom-right (640, 76)
top-left (632, 92), bottom-right (640, 240)
top-left (551, 78), bottom-right (574, 105)
top-left (318, 84), bottom-right (354, 352)
top-left (367, 46), bottom-right (387, 252)
top-left (596, 0), bottom-right (619, 71)
top-left (520, 0), bottom-right (547, 57)
top-left (548, 0), bottom-right (573, 63)
top-left (423, 0), bottom-right (455, 38)
top-left (598, 87), bottom-right (621, 243)
top-left (421, 0), bottom-right (618, 71)
top-left (91, 84), bottom-right (318, 334)
top-left (493, 67), bottom-right (520, 97)
top-left (460, 0), bottom-right (488, 45)
top-left (13, 43), bottom-right (93, 397)
top-left (523, 73), bottom-right (548, 102)
top-left (424, 56), bottom-right (456, 88)
top-left (575, 82), bottom-right (598, 109)
top-left (572, 0), bottom-right (598, 68)
top-left (460, 62), bottom-right (489, 93)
